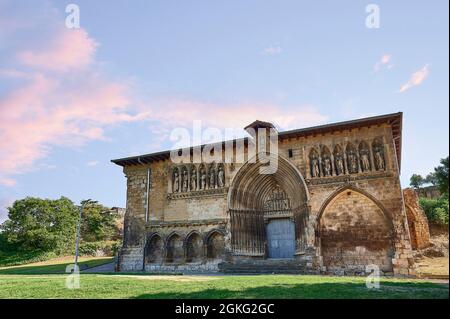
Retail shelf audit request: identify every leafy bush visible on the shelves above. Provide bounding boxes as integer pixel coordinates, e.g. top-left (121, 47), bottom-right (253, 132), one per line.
top-left (78, 240), bottom-right (121, 256)
top-left (419, 196), bottom-right (449, 225)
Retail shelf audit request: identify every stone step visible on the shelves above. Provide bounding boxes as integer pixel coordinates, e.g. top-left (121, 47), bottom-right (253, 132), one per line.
top-left (219, 259), bottom-right (308, 274)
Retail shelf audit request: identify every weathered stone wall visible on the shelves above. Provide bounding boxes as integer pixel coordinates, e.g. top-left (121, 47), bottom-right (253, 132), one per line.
top-left (403, 188), bottom-right (431, 250)
top-left (319, 189), bottom-right (393, 274)
top-left (117, 122), bottom-right (414, 276)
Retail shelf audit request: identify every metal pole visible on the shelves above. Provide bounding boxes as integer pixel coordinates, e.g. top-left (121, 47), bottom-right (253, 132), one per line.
top-left (74, 204), bottom-right (83, 269)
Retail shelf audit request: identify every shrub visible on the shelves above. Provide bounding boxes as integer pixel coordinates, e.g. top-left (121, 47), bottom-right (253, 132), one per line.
top-left (419, 196), bottom-right (449, 225)
top-left (78, 240), bottom-right (121, 256)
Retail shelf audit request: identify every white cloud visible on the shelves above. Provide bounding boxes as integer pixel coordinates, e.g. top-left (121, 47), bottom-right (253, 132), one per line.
top-left (374, 54), bottom-right (394, 71)
top-left (398, 64), bottom-right (429, 93)
top-left (262, 45), bottom-right (282, 55)
top-left (87, 161), bottom-right (99, 167)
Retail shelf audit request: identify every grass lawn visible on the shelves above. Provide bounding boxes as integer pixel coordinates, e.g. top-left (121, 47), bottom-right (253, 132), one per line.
top-left (0, 273), bottom-right (448, 299)
top-left (0, 257), bottom-right (447, 299)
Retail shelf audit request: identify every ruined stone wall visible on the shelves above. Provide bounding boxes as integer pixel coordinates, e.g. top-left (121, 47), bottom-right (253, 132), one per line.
top-left (319, 190), bottom-right (393, 274)
top-left (403, 188), bottom-right (431, 250)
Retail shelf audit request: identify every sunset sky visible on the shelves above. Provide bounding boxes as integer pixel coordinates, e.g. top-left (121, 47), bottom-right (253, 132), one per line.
top-left (0, 0), bottom-right (448, 222)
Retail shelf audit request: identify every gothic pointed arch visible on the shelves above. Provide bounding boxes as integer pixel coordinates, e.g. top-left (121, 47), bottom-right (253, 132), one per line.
top-left (228, 153), bottom-right (310, 256)
top-left (317, 185), bottom-right (394, 273)
top-left (205, 229), bottom-right (226, 260)
top-left (145, 233), bottom-right (164, 264)
top-left (165, 232), bottom-right (184, 263)
top-left (185, 231), bottom-right (203, 262)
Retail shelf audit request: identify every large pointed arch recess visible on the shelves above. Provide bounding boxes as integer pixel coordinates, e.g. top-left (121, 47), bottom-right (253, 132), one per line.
top-left (227, 153), bottom-right (310, 256)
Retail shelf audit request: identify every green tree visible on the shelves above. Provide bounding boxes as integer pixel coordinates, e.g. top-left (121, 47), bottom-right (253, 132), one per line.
top-left (410, 174), bottom-right (425, 189)
top-left (425, 172), bottom-right (438, 186)
top-left (433, 156), bottom-right (449, 195)
top-left (80, 199), bottom-right (120, 242)
top-left (0, 197), bottom-right (79, 253)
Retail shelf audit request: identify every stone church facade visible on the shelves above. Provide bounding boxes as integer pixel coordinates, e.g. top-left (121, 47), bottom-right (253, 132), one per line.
top-left (112, 112), bottom-right (416, 276)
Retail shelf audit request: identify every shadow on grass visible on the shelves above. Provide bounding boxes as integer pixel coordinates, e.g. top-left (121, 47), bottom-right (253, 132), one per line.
top-left (133, 281), bottom-right (449, 299)
top-left (0, 258), bottom-right (113, 275)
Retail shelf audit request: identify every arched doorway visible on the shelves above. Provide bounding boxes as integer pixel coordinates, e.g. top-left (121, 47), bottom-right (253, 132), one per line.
top-left (228, 153), bottom-right (309, 258)
top-left (318, 187), bottom-right (394, 273)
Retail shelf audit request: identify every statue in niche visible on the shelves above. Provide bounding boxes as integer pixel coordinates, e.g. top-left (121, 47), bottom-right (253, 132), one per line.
top-left (200, 168), bottom-right (207, 190)
top-left (360, 149), bottom-right (371, 172)
top-left (190, 168), bottom-right (197, 190)
top-left (374, 147), bottom-right (385, 170)
top-left (347, 150), bottom-right (358, 173)
top-left (335, 154), bottom-right (344, 175)
top-left (323, 157), bottom-right (332, 176)
top-left (311, 156), bottom-right (320, 177)
top-left (209, 167), bottom-right (216, 188)
top-left (182, 170), bottom-right (188, 192)
top-left (217, 166), bottom-right (225, 187)
top-left (173, 170), bottom-right (180, 193)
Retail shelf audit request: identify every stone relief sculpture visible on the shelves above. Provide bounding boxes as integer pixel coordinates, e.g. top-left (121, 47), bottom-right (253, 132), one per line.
top-left (373, 139), bottom-right (386, 171)
top-left (309, 149), bottom-right (320, 178)
top-left (359, 142), bottom-right (371, 172)
top-left (346, 144), bottom-right (358, 174)
top-left (200, 167), bottom-right (207, 190)
top-left (321, 146), bottom-right (332, 177)
top-left (209, 165), bottom-right (216, 189)
top-left (173, 169), bottom-right (180, 193)
top-left (217, 165), bottom-right (225, 187)
top-left (333, 145), bottom-right (344, 176)
top-left (190, 167), bottom-right (197, 190)
top-left (182, 168), bottom-right (189, 192)
top-left (323, 157), bottom-right (332, 176)
top-left (170, 163), bottom-right (226, 193)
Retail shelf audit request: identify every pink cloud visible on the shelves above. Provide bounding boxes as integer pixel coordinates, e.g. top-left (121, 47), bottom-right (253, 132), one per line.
top-left (0, 27), bottom-right (139, 186)
top-left (398, 64), bottom-right (429, 93)
top-left (17, 29), bottom-right (97, 72)
top-left (374, 54), bottom-right (394, 71)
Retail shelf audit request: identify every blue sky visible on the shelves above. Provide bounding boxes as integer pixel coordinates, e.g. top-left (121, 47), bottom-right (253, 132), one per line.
top-left (0, 0), bottom-right (448, 222)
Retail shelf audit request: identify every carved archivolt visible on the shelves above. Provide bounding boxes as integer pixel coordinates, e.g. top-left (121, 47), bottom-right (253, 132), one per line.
top-left (171, 163), bottom-right (226, 193)
top-left (308, 139), bottom-right (386, 179)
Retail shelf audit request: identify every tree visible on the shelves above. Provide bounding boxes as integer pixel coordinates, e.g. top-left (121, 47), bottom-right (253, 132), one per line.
top-left (425, 172), bottom-right (438, 186)
top-left (80, 199), bottom-right (120, 242)
top-left (410, 174), bottom-right (425, 189)
top-left (434, 156), bottom-right (449, 195)
top-left (0, 197), bottom-right (79, 253)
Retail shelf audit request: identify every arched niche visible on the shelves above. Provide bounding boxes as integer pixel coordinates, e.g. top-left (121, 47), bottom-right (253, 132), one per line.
top-left (333, 145), bottom-right (345, 176)
top-left (309, 148), bottom-right (320, 178)
top-left (165, 233), bottom-right (184, 263)
top-left (185, 231), bottom-right (203, 263)
top-left (372, 138), bottom-right (386, 171)
top-left (318, 186), bottom-right (394, 273)
top-left (320, 145), bottom-right (332, 177)
top-left (358, 141), bottom-right (372, 172)
top-left (346, 143), bottom-right (358, 174)
top-left (206, 230), bottom-right (225, 260)
top-left (145, 233), bottom-right (164, 264)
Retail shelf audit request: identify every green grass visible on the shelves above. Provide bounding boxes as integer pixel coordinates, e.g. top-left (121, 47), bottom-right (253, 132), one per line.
top-left (0, 256), bottom-right (113, 275)
top-left (0, 274), bottom-right (447, 299)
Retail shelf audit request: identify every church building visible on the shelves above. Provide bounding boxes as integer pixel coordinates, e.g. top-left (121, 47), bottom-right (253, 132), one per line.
top-left (111, 112), bottom-right (415, 276)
